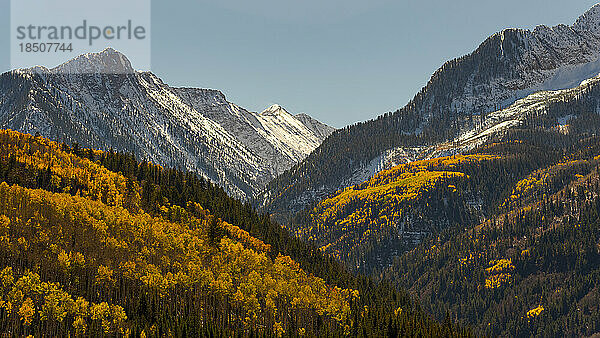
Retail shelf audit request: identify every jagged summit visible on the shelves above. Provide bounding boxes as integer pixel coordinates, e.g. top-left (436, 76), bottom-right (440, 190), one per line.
top-left (295, 113), bottom-right (312, 120)
top-left (261, 104), bottom-right (290, 116)
top-left (574, 3), bottom-right (600, 33)
top-left (492, 3), bottom-right (600, 37)
top-left (52, 48), bottom-right (134, 74)
top-left (0, 51), bottom-right (334, 200)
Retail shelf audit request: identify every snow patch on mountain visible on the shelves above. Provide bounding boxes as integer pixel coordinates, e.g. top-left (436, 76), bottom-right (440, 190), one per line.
top-left (443, 5), bottom-right (600, 123)
top-left (255, 104), bottom-right (331, 165)
top-left (342, 73), bottom-right (600, 193)
top-left (172, 90), bottom-right (335, 177)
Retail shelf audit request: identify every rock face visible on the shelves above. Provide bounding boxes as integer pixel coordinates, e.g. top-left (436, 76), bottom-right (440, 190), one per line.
top-left (0, 48), bottom-right (334, 200)
top-left (259, 3), bottom-right (600, 219)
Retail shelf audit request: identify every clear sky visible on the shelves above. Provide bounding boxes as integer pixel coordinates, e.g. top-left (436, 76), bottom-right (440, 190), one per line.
top-left (0, 0), bottom-right (598, 127)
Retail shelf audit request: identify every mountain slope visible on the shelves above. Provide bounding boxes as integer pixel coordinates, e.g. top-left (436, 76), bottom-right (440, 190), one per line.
top-left (384, 138), bottom-right (600, 337)
top-left (295, 68), bottom-right (600, 273)
top-left (0, 129), bottom-right (355, 336)
top-left (259, 3), bottom-right (600, 221)
top-left (0, 129), bottom-right (469, 337)
top-left (297, 155), bottom-right (495, 272)
top-left (0, 48), bottom-right (334, 200)
top-left (294, 112), bottom-right (335, 140)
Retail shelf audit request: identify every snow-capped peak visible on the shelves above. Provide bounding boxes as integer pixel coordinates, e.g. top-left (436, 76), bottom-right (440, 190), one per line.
top-left (261, 104), bottom-right (289, 116)
top-left (0, 50), bottom-right (335, 200)
top-left (52, 47), bottom-right (134, 74)
top-left (574, 3), bottom-right (600, 34)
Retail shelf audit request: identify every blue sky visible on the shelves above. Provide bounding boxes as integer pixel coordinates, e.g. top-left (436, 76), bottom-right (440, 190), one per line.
top-left (1, 0), bottom-right (598, 127)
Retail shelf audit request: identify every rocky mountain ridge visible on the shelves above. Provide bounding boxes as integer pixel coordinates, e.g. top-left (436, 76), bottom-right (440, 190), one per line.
top-left (0, 48), bottom-right (334, 199)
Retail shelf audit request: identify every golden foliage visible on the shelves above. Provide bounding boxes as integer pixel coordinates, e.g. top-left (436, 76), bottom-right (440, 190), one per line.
top-left (502, 158), bottom-right (596, 209)
top-left (485, 273), bottom-right (512, 289)
top-left (0, 129), bottom-right (140, 211)
top-left (18, 298), bottom-right (35, 326)
top-left (0, 182), bottom-right (355, 327)
top-left (484, 259), bottom-right (514, 289)
top-left (0, 267), bottom-right (126, 333)
top-left (485, 259), bottom-right (514, 274)
top-left (0, 129), bottom-right (361, 333)
top-left (527, 305), bottom-right (544, 318)
top-left (305, 154), bottom-right (498, 258)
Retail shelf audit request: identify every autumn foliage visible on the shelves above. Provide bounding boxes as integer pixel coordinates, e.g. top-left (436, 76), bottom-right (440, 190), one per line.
top-left (0, 130), bottom-right (356, 336)
top-left (300, 155), bottom-right (496, 270)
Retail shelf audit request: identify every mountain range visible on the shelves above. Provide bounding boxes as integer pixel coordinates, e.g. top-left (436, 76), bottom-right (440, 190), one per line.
top-left (270, 4), bottom-right (600, 335)
top-left (296, 72), bottom-right (600, 272)
top-left (0, 48), bottom-right (334, 200)
top-left (3, 3), bottom-right (600, 336)
top-left (259, 3), bottom-right (600, 222)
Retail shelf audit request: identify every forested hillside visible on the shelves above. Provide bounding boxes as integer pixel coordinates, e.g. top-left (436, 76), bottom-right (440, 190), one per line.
top-left (294, 155), bottom-right (490, 272)
top-left (292, 91), bottom-right (600, 335)
top-left (289, 60), bottom-right (600, 271)
top-left (0, 129), bottom-right (468, 336)
top-left (6, 5), bottom-right (600, 337)
top-left (294, 135), bottom-right (571, 273)
top-left (385, 135), bottom-right (600, 337)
